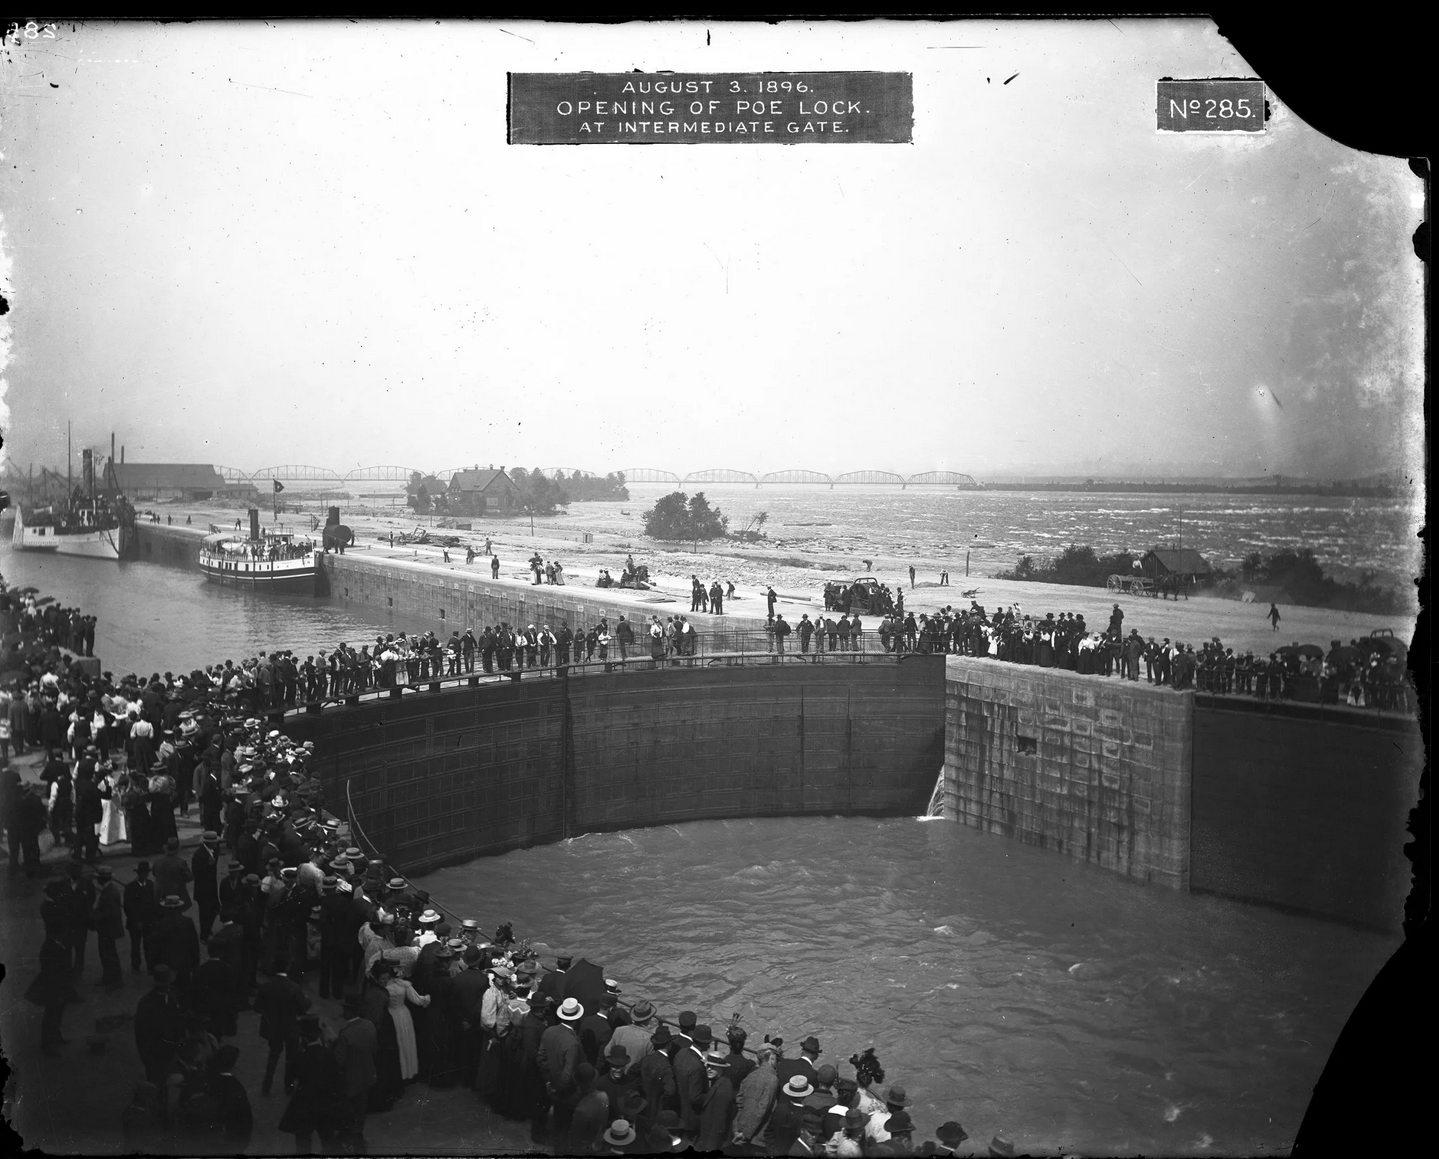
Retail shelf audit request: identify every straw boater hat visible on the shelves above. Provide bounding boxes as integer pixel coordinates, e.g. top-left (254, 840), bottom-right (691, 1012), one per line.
top-left (783, 1075), bottom-right (814, 1099)
top-left (557, 998), bottom-right (584, 1022)
top-left (418, 909), bottom-right (441, 925)
top-left (602, 1121), bottom-right (636, 1147)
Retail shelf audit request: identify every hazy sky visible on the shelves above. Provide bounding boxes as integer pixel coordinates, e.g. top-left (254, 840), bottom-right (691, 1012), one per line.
top-left (0, 19), bottom-right (1425, 480)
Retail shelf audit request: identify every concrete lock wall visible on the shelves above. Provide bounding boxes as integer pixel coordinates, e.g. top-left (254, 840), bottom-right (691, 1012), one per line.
top-left (284, 656), bottom-right (946, 875)
top-left (1190, 702), bottom-right (1422, 930)
top-left (940, 656), bottom-right (1193, 889)
top-left (324, 554), bottom-right (771, 647)
top-left (132, 521), bottom-right (207, 566)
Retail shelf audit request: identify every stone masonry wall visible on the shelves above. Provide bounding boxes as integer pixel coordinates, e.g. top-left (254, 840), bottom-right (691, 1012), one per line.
top-left (941, 655), bottom-right (1193, 889)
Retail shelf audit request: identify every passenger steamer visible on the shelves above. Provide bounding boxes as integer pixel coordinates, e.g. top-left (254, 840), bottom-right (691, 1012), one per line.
top-left (11, 500), bottom-right (129, 560)
top-left (199, 509), bottom-right (319, 595)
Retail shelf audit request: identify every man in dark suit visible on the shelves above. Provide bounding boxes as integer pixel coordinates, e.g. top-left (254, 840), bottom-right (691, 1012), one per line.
top-left (134, 964), bottom-right (187, 1082)
top-left (123, 860), bottom-right (159, 972)
top-left (146, 895), bottom-right (201, 995)
top-left (255, 965), bottom-right (311, 1095)
top-left (639, 1024), bottom-right (678, 1127)
top-left (63, 861), bottom-right (96, 986)
top-left (537, 954), bottom-right (570, 1005)
top-left (451, 946), bottom-right (489, 1088)
top-left (73, 771), bottom-right (103, 864)
top-left (192, 937), bottom-right (238, 1038)
top-left (90, 864), bottom-right (126, 988)
top-left (775, 1034), bottom-right (822, 1088)
top-left (672, 1023), bottom-right (712, 1138)
top-left (217, 861), bottom-right (245, 921)
top-left (192, 831), bottom-right (220, 939)
top-left (317, 877), bottom-right (352, 1000)
top-left (333, 993), bottom-right (378, 1138)
top-left (152, 838), bottom-right (193, 910)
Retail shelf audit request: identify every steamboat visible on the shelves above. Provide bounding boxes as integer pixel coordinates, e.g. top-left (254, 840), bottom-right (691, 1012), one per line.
top-left (199, 509), bottom-right (319, 594)
top-left (7, 443), bottom-right (136, 561)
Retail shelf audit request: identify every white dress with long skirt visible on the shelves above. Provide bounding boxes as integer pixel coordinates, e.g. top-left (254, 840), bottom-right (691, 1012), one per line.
top-left (99, 776), bottom-right (128, 846)
top-left (385, 978), bottom-right (432, 1080)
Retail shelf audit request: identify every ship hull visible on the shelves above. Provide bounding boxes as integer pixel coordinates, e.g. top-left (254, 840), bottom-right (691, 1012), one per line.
top-left (199, 555), bottom-right (318, 595)
top-left (11, 510), bottom-right (122, 559)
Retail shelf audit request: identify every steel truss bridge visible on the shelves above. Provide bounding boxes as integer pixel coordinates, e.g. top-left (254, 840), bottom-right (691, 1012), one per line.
top-left (170, 465), bottom-right (984, 489)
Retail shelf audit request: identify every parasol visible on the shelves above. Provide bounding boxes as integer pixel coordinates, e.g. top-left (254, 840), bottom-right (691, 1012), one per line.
top-left (561, 957), bottom-right (608, 1014)
top-left (1295, 643), bottom-right (1324, 659)
top-left (1327, 645), bottom-right (1363, 666)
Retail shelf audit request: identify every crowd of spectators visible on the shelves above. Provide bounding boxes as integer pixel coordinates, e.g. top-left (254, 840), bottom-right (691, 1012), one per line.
top-left (867, 601), bottom-right (1412, 710)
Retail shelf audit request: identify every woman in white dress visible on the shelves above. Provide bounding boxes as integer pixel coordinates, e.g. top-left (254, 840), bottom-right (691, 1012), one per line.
top-left (98, 765), bottom-right (128, 846)
top-left (385, 974), bottom-right (432, 1081)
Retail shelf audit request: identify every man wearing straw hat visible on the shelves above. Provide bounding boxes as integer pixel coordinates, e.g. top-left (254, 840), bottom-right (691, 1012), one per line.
top-left (538, 996), bottom-right (586, 1138)
top-left (697, 1050), bottom-right (736, 1152)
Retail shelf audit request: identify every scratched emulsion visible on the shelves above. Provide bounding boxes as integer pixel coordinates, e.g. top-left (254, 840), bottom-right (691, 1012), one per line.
top-left (420, 815), bottom-right (1395, 1156)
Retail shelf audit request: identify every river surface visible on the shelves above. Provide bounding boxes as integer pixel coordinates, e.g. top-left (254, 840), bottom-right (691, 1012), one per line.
top-left (0, 545), bottom-right (438, 676)
top-left (0, 503), bottom-right (1408, 1155)
top-left (416, 816), bottom-right (1394, 1157)
top-left (605, 485), bottom-right (1424, 595)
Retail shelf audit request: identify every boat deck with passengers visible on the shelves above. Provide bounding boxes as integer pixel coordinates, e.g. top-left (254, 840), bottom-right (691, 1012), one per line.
top-left (199, 508), bottom-right (319, 594)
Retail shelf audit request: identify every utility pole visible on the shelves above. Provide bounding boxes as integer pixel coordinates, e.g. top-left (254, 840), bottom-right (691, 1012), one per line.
top-left (67, 421), bottom-right (72, 499)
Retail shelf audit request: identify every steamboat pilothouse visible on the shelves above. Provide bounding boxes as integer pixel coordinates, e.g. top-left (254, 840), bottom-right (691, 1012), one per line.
top-left (199, 508), bottom-right (319, 595)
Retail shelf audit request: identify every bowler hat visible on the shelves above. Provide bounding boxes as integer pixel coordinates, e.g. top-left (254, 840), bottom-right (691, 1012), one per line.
top-left (801, 1035), bottom-right (821, 1054)
top-left (651, 1024), bottom-right (673, 1047)
top-left (887, 1111), bottom-right (914, 1135)
top-left (677, 1011), bottom-right (697, 1033)
top-left (691, 1024), bottom-right (713, 1048)
top-left (937, 1122), bottom-right (970, 1147)
top-left (604, 1043), bottom-right (630, 1066)
top-left (96, 865), bottom-right (113, 880)
top-left (884, 1084), bottom-right (914, 1107)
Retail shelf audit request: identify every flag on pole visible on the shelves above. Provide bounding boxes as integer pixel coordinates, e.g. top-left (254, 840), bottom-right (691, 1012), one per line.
top-left (273, 479), bottom-right (285, 493)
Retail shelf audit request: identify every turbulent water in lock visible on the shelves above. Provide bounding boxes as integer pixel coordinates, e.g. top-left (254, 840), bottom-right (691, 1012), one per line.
top-left (417, 816), bottom-right (1395, 1157)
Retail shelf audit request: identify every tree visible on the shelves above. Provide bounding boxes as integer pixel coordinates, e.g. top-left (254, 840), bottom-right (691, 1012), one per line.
top-left (643, 491), bottom-right (729, 544)
top-left (517, 468), bottom-right (570, 517)
top-left (406, 470), bottom-right (444, 513)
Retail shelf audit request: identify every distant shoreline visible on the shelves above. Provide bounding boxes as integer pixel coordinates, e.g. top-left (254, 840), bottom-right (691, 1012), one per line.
top-left (978, 482), bottom-right (1404, 498)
